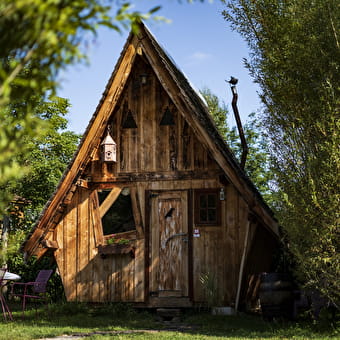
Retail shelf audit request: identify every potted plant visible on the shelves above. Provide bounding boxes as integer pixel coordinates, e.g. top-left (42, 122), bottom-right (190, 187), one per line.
top-left (98, 235), bottom-right (135, 258)
top-left (200, 272), bottom-right (235, 315)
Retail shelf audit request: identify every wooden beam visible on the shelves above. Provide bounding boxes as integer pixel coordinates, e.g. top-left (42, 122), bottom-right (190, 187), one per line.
top-left (76, 179), bottom-right (90, 189)
top-left (235, 219), bottom-right (250, 312)
top-left (41, 239), bottom-right (59, 250)
top-left (144, 190), bottom-right (151, 303)
top-left (36, 247), bottom-right (49, 260)
top-left (91, 192), bottom-right (105, 246)
top-left (90, 169), bottom-right (224, 185)
top-left (130, 187), bottom-right (144, 238)
top-left (99, 187), bottom-right (122, 218)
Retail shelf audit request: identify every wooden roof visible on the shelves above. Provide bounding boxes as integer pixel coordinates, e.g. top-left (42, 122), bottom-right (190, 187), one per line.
top-left (23, 22), bottom-right (278, 257)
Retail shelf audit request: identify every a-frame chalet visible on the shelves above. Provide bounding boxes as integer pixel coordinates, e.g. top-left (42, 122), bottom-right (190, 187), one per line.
top-left (23, 23), bottom-right (279, 310)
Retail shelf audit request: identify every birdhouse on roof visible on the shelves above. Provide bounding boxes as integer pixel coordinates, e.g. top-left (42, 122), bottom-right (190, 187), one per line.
top-left (101, 130), bottom-right (116, 162)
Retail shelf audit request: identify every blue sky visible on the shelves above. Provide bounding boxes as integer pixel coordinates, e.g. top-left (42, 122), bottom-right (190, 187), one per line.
top-left (57, 0), bottom-right (261, 134)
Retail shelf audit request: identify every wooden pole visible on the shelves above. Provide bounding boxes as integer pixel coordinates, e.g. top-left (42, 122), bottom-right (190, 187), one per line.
top-left (235, 219), bottom-right (250, 312)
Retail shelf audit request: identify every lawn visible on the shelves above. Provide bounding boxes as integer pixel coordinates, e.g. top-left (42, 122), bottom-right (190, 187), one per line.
top-left (0, 302), bottom-right (338, 340)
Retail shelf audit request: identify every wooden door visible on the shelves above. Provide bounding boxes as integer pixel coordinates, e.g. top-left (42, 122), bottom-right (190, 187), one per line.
top-left (150, 191), bottom-right (189, 296)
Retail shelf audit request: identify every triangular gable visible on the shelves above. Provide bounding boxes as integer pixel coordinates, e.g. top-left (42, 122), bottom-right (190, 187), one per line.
top-left (23, 22), bottom-right (278, 257)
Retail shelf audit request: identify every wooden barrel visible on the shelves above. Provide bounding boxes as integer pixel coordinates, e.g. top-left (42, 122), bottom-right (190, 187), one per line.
top-left (259, 273), bottom-right (294, 319)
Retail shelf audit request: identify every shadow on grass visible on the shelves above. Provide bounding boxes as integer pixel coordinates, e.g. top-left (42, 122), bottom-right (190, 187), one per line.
top-left (3, 302), bottom-right (339, 339)
top-left (183, 312), bottom-right (339, 339)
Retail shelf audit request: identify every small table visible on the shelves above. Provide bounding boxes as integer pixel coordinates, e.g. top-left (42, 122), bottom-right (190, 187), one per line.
top-left (4, 272), bottom-right (21, 281)
top-left (1, 272), bottom-right (20, 321)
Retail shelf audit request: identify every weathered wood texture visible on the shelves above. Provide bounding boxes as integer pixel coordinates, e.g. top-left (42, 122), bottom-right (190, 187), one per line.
top-left (54, 186), bottom-right (145, 302)
top-left (84, 56), bottom-right (219, 181)
top-left (53, 177), bottom-right (255, 306)
top-left (150, 191), bottom-right (188, 296)
top-left (191, 185), bottom-right (253, 305)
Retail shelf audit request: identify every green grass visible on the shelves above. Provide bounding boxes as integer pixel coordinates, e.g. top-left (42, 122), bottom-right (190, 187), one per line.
top-left (0, 302), bottom-right (338, 340)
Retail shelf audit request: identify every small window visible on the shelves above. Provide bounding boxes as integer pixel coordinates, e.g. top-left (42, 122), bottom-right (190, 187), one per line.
top-left (98, 189), bottom-right (135, 235)
top-left (195, 189), bottom-right (221, 225)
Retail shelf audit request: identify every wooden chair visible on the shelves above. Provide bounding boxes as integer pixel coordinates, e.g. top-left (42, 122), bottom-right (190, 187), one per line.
top-left (0, 268), bottom-right (13, 321)
top-left (10, 269), bottom-right (53, 317)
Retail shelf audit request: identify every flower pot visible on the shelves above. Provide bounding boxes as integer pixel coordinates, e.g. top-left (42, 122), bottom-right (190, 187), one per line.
top-left (98, 243), bottom-right (135, 258)
top-left (211, 306), bottom-right (235, 315)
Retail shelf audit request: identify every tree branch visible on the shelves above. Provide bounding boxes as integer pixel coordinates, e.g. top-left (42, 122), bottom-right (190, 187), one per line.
top-left (0, 46), bottom-right (36, 99)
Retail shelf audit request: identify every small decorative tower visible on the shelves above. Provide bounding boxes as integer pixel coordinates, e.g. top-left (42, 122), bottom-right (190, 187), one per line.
top-left (101, 128), bottom-right (116, 162)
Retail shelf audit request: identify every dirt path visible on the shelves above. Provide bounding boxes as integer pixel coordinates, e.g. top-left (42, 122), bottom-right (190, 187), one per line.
top-left (39, 323), bottom-right (200, 339)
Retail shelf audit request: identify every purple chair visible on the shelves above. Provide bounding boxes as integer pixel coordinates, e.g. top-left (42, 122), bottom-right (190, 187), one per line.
top-left (0, 268), bottom-right (13, 321)
top-left (10, 269), bottom-right (53, 317)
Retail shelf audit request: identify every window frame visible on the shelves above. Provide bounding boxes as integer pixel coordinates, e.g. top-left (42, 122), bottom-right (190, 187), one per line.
top-left (194, 189), bottom-right (221, 226)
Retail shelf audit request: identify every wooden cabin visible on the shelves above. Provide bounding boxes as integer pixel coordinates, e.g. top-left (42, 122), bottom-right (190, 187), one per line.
top-left (23, 23), bottom-right (279, 310)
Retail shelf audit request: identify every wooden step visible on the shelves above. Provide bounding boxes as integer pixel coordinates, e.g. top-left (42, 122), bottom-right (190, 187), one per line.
top-left (148, 297), bottom-right (192, 308)
top-left (158, 290), bottom-right (182, 298)
top-left (156, 308), bottom-right (181, 319)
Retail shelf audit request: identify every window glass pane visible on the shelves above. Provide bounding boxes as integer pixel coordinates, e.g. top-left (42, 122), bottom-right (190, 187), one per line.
top-left (195, 189), bottom-right (220, 226)
top-left (99, 189), bottom-right (136, 235)
top-left (200, 209), bottom-right (207, 222)
top-left (207, 194), bottom-right (216, 207)
top-left (207, 209), bottom-right (216, 222)
top-left (200, 195), bottom-right (207, 208)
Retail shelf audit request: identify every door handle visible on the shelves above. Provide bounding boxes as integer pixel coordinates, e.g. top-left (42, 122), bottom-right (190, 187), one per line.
top-left (165, 232), bottom-right (188, 245)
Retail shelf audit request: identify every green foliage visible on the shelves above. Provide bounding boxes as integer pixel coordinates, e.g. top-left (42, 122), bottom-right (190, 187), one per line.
top-left (199, 272), bottom-right (220, 307)
top-left (200, 87), bottom-right (230, 140)
top-left (106, 236), bottom-right (130, 245)
top-left (10, 96), bottom-right (81, 210)
top-left (200, 88), bottom-right (275, 204)
top-left (0, 0), bottom-right (163, 106)
top-left (227, 113), bottom-right (275, 205)
top-left (1, 96), bottom-right (80, 284)
top-left (2, 96), bottom-right (80, 224)
top-left (222, 0), bottom-right (340, 308)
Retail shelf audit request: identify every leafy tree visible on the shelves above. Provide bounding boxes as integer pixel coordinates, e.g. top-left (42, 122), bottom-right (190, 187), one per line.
top-left (201, 88), bottom-right (274, 204)
top-left (228, 114), bottom-right (275, 205)
top-left (1, 96), bottom-right (81, 264)
top-left (222, 0), bottom-right (339, 308)
top-left (11, 97), bottom-right (81, 210)
top-left (201, 87), bottom-right (231, 140)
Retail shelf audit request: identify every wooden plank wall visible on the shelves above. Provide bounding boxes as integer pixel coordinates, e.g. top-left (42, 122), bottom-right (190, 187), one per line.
top-left (192, 184), bottom-right (250, 306)
top-left (54, 180), bottom-right (250, 305)
top-left (54, 186), bottom-right (145, 302)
